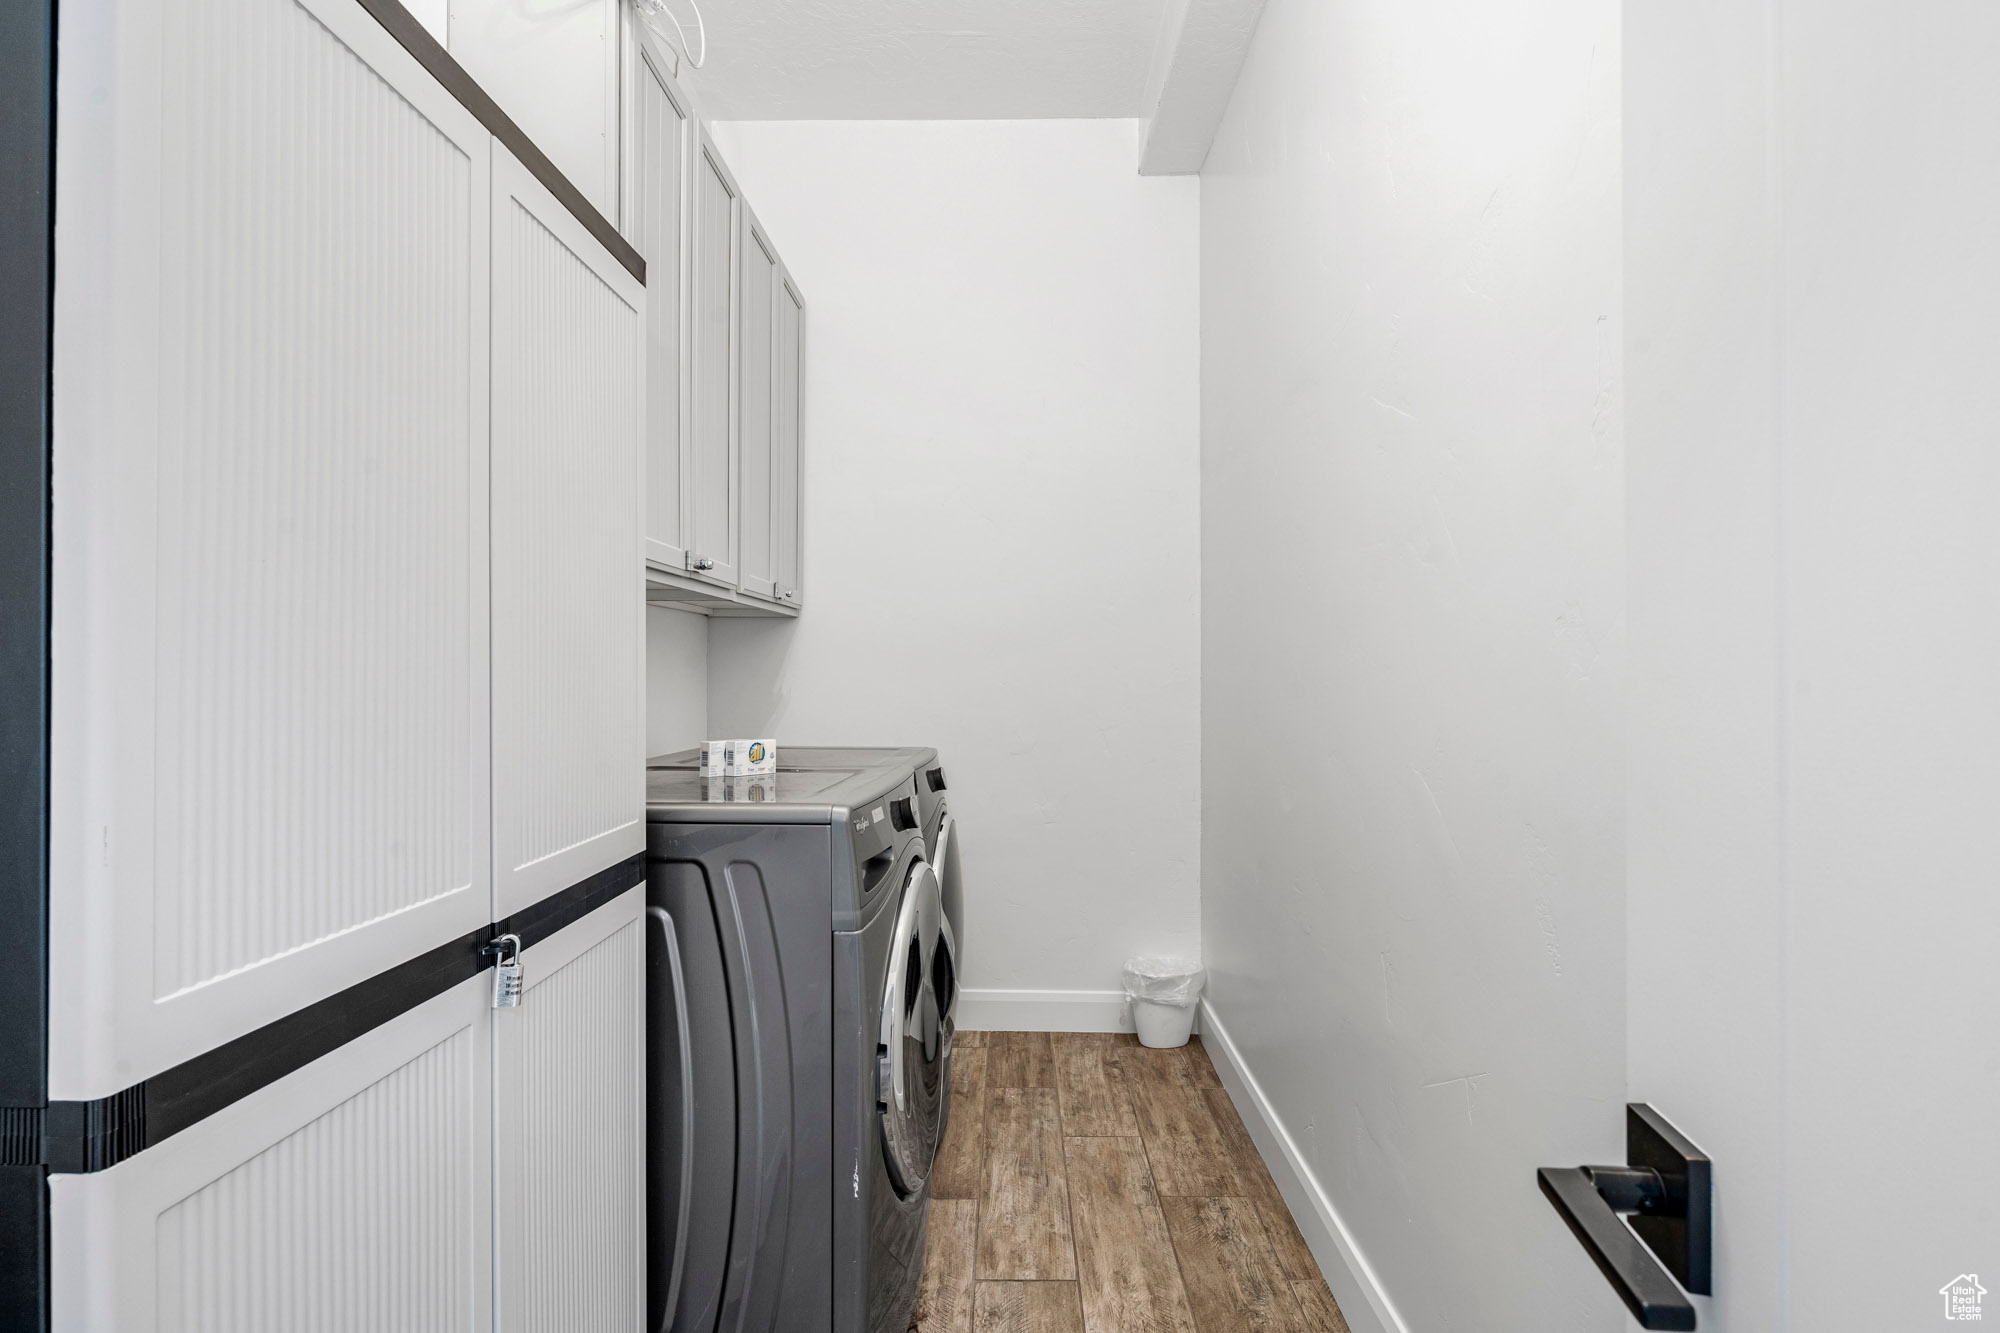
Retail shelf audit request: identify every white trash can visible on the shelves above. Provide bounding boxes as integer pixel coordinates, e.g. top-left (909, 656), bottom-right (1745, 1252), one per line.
top-left (1122, 957), bottom-right (1205, 1049)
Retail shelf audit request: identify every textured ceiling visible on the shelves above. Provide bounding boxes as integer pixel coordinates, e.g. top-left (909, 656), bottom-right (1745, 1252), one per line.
top-left (666, 0), bottom-right (1172, 120)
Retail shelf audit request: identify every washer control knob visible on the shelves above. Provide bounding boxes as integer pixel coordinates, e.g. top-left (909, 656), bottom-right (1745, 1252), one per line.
top-left (926, 767), bottom-right (946, 792)
top-left (890, 797), bottom-right (917, 831)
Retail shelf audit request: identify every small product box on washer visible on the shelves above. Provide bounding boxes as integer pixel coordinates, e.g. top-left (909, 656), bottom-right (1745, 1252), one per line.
top-left (724, 739), bottom-right (777, 777)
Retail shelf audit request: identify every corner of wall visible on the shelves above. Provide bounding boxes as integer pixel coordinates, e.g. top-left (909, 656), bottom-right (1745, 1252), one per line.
top-left (645, 604), bottom-right (709, 755)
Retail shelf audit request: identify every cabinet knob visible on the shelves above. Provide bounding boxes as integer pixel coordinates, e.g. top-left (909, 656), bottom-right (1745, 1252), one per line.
top-left (692, 557), bottom-right (715, 572)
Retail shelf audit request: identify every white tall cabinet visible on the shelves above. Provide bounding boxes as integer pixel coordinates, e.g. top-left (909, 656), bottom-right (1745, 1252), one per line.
top-left (48, 0), bottom-right (647, 1325)
top-left (50, 0), bottom-right (494, 1110)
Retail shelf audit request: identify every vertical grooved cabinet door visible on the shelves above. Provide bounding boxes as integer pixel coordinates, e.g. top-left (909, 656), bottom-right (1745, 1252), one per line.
top-left (495, 888), bottom-right (646, 1333)
top-left (48, 0), bottom-right (493, 1099)
top-left (687, 127), bottom-right (741, 587)
top-left (489, 145), bottom-right (646, 920)
top-left (623, 35), bottom-right (692, 574)
top-left (737, 206), bottom-right (779, 602)
top-left (775, 270), bottom-right (805, 609)
top-left (50, 976), bottom-right (494, 1333)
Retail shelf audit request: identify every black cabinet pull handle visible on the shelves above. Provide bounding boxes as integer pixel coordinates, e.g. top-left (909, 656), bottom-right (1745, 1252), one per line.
top-left (1539, 1104), bottom-right (1710, 1330)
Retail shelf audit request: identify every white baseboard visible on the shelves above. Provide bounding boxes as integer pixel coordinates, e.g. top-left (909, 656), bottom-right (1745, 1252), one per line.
top-left (1197, 1001), bottom-right (1411, 1333)
top-left (957, 987), bottom-right (1157, 1034)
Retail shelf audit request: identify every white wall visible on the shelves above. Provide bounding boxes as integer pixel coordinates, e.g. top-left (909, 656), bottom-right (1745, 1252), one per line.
top-left (1627, 1), bottom-right (2000, 1327)
top-left (1199, 1), bottom-right (1625, 1329)
top-left (446, 0), bottom-right (620, 216)
top-left (409, 0), bottom-right (445, 43)
top-left (703, 120), bottom-right (1202, 1023)
top-left (646, 606), bottom-right (707, 757)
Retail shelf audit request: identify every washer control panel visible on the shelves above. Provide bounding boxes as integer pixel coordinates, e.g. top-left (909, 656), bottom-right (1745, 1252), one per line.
top-left (842, 776), bottom-right (919, 876)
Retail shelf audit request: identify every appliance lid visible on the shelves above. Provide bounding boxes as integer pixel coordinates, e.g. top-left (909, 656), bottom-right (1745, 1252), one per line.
top-left (645, 746), bottom-right (935, 825)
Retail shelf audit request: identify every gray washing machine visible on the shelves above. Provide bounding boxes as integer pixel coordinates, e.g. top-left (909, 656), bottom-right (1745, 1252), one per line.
top-left (645, 748), bottom-right (958, 1333)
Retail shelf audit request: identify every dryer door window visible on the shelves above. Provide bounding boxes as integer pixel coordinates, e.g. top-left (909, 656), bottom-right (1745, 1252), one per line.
top-left (878, 858), bottom-right (946, 1197)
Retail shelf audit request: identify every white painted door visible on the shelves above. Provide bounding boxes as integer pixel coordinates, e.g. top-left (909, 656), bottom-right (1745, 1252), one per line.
top-left (494, 889), bottom-right (647, 1333)
top-left (736, 205), bottom-right (780, 603)
top-left (50, 975), bottom-right (493, 1333)
top-left (624, 33), bottom-right (693, 575)
top-left (48, 0), bottom-right (493, 1101)
top-left (686, 126), bottom-right (741, 589)
top-left (489, 144), bottom-right (646, 920)
top-left (1627, 3), bottom-right (2000, 1328)
top-left (773, 270), bottom-right (805, 609)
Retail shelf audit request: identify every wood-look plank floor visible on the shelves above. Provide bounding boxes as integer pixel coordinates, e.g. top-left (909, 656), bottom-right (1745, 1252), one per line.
top-left (918, 1032), bottom-right (1350, 1333)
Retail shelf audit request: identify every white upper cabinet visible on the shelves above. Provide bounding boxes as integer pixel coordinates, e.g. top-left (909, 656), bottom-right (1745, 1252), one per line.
top-left (625, 36), bottom-right (693, 574)
top-left (775, 269), bottom-right (805, 608)
top-left (489, 144), bottom-right (646, 921)
top-left (737, 205), bottom-right (780, 603)
top-left (49, 0), bottom-right (494, 1099)
top-left (686, 126), bottom-right (741, 590)
top-left (638, 116), bottom-right (805, 617)
top-left (447, 0), bottom-right (621, 219)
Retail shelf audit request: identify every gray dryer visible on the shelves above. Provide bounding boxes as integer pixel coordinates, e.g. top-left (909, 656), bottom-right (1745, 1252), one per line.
top-left (645, 748), bottom-right (957, 1333)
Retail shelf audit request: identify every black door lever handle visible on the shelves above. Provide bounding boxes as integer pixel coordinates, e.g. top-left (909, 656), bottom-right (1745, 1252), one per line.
top-left (1539, 1166), bottom-right (1695, 1329)
top-left (1539, 1104), bottom-right (1711, 1330)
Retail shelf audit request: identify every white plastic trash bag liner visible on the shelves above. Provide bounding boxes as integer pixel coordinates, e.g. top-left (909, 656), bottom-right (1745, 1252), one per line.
top-left (1122, 956), bottom-right (1205, 1007)
top-left (1123, 957), bottom-right (1204, 1048)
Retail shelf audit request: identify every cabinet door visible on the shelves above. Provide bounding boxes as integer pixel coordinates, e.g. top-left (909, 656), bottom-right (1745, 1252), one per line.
top-left (490, 144), bottom-right (646, 920)
top-left (775, 269), bottom-right (806, 609)
top-left (624, 35), bottom-right (693, 573)
top-left (737, 206), bottom-right (780, 602)
top-left (495, 888), bottom-right (647, 1333)
top-left (51, 975), bottom-right (494, 1333)
top-left (49, 0), bottom-right (493, 1099)
top-left (686, 127), bottom-right (741, 588)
